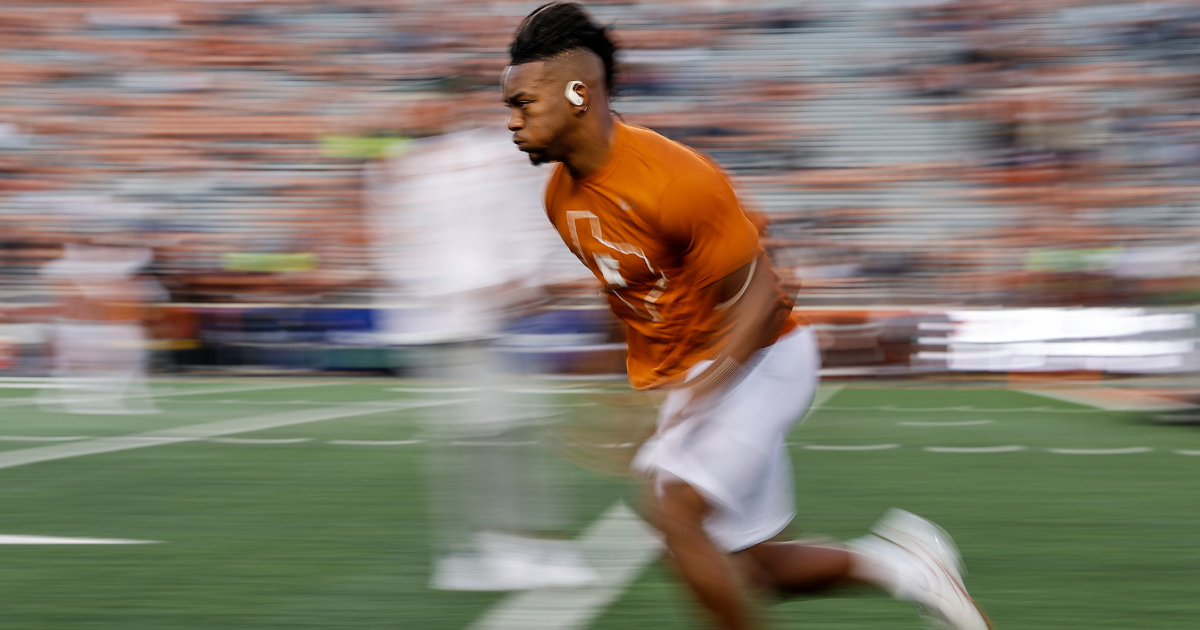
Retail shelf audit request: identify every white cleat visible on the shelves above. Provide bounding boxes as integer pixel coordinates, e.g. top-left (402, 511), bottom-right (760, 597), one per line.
top-left (867, 509), bottom-right (993, 630)
top-left (430, 533), bottom-right (601, 591)
top-left (476, 531), bottom-right (601, 589)
top-left (430, 553), bottom-right (505, 591)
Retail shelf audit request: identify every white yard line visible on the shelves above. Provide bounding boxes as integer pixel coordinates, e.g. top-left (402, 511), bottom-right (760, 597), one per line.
top-left (327, 439), bottom-right (425, 446)
top-left (900, 420), bottom-right (994, 427)
top-left (1048, 447), bottom-right (1153, 455)
top-left (0, 399), bottom-right (457, 471)
top-left (924, 445), bottom-right (1026, 453)
top-left (207, 437), bottom-right (311, 445)
top-left (0, 535), bottom-right (159, 545)
top-left (468, 501), bottom-right (662, 630)
top-left (0, 383), bottom-right (79, 389)
top-left (509, 388), bottom-right (612, 395)
top-left (389, 387), bottom-right (480, 393)
top-left (802, 444), bottom-right (899, 451)
top-left (0, 436), bottom-right (91, 442)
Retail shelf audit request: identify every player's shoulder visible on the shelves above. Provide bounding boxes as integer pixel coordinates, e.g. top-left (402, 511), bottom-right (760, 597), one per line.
top-left (619, 122), bottom-right (723, 182)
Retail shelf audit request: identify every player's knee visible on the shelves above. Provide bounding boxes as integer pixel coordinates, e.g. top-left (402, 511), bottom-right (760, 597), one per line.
top-left (653, 479), bottom-right (709, 534)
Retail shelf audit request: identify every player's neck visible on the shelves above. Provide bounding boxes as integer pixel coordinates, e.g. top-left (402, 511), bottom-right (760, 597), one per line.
top-left (562, 114), bottom-right (617, 180)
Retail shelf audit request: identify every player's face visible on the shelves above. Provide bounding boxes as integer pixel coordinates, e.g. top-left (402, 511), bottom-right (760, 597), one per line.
top-left (502, 62), bottom-right (572, 166)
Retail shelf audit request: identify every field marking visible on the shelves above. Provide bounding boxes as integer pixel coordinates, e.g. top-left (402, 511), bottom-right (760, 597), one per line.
top-left (0, 381), bottom-right (344, 410)
top-left (1176, 450), bottom-right (1200, 456)
top-left (207, 437), bottom-right (311, 445)
top-left (1048, 447), bottom-right (1153, 455)
top-left (0, 534), bottom-right (159, 545)
top-left (510, 388), bottom-right (611, 395)
top-left (468, 501), bottom-right (661, 630)
top-left (513, 401), bottom-right (600, 408)
top-left (390, 386), bottom-right (622, 395)
top-left (881, 404), bottom-right (977, 412)
top-left (0, 399), bottom-right (458, 472)
top-left (328, 439), bottom-right (425, 446)
top-left (450, 440), bottom-right (539, 447)
top-left (389, 387), bottom-right (480, 393)
top-left (899, 420), bottom-right (994, 427)
top-left (1019, 388), bottom-right (1192, 412)
top-left (820, 405), bottom-right (1090, 413)
top-left (924, 445), bottom-right (1026, 453)
top-left (0, 435), bottom-right (91, 442)
top-left (802, 444), bottom-right (899, 451)
top-left (0, 383), bottom-right (81, 389)
top-left (809, 385), bottom-right (843, 411)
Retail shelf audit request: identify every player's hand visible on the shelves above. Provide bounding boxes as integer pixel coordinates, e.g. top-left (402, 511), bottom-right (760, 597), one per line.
top-left (660, 356), bottom-right (745, 432)
top-left (659, 386), bottom-right (695, 433)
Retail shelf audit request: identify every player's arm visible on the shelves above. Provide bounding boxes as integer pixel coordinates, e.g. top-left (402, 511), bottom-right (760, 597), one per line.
top-left (685, 251), bottom-right (790, 402)
top-left (657, 170), bottom-right (790, 404)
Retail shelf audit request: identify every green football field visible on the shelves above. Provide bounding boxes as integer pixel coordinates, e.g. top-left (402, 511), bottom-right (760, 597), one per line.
top-left (1, 377), bottom-right (1198, 629)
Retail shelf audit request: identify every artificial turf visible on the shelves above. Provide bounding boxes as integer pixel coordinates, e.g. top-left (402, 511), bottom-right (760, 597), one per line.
top-left (0, 379), bottom-right (1196, 629)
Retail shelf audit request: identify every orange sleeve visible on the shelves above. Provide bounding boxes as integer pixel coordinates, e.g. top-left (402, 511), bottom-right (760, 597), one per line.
top-left (657, 170), bottom-right (761, 287)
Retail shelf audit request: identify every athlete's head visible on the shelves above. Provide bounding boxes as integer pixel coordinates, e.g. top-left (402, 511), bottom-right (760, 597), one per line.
top-left (503, 2), bottom-right (616, 165)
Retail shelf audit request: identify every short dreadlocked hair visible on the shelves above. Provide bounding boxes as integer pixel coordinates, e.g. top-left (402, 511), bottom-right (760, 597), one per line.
top-left (509, 3), bottom-right (617, 98)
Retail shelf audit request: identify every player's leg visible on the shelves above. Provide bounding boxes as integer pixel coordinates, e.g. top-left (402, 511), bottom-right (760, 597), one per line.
top-left (653, 478), bottom-right (764, 630)
top-left (634, 327), bottom-right (823, 627)
top-left (731, 514), bottom-right (992, 630)
top-left (736, 539), bottom-right (861, 595)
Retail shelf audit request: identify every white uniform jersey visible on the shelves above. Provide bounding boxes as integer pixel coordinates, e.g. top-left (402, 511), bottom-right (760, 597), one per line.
top-left (365, 127), bottom-right (587, 341)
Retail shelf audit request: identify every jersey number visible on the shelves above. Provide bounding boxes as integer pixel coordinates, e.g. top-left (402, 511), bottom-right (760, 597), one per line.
top-left (593, 253), bottom-right (627, 287)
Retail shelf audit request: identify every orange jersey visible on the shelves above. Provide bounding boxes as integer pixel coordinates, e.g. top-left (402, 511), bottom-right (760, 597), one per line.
top-left (545, 122), bottom-right (796, 390)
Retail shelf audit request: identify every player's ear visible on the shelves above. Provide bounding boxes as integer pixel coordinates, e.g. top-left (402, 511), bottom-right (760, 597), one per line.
top-left (565, 80), bottom-right (588, 113)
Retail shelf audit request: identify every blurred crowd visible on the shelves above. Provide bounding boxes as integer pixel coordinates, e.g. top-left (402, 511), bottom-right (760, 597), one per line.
top-left (2, 0), bottom-right (1200, 314)
top-left (767, 0), bottom-right (1200, 306)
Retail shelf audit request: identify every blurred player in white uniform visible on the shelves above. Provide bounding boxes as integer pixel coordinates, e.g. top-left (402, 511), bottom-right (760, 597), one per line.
top-left (364, 92), bottom-right (597, 590)
top-left (39, 237), bottom-right (163, 415)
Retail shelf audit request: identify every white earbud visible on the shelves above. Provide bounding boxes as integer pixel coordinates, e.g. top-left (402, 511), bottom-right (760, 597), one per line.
top-left (565, 80), bottom-right (585, 106)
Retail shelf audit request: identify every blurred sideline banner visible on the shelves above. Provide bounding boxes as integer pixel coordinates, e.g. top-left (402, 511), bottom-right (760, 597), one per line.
top-left (1, 305), bottom-right (1196, 377)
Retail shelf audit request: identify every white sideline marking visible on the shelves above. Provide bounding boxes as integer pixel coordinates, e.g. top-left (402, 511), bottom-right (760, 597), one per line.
top-left (900, 420), bottom-right (994, 427)
top-left (208, 437), bottom-right (311, 445)
top-left (803, 444), bottom-right (899, 451)
top-left (0, 535), bottom-right (159, 545)
top-left (328, 439), bottom-right (425, 446)
top-left (468, 501), bottom-right (661, 630)
top-left (0, 399), bottom-right (457, 471)
top-left (1048, 447), bottom-right (1153, 455)
top-left (924, 445), bottom-right (1026, 453)
top-left (1176, 450), bottom-right (1200, 456)
top-left (0, 381), bottom-right (342, 410)
top-left (0, 436), bottom-right (91, 442)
